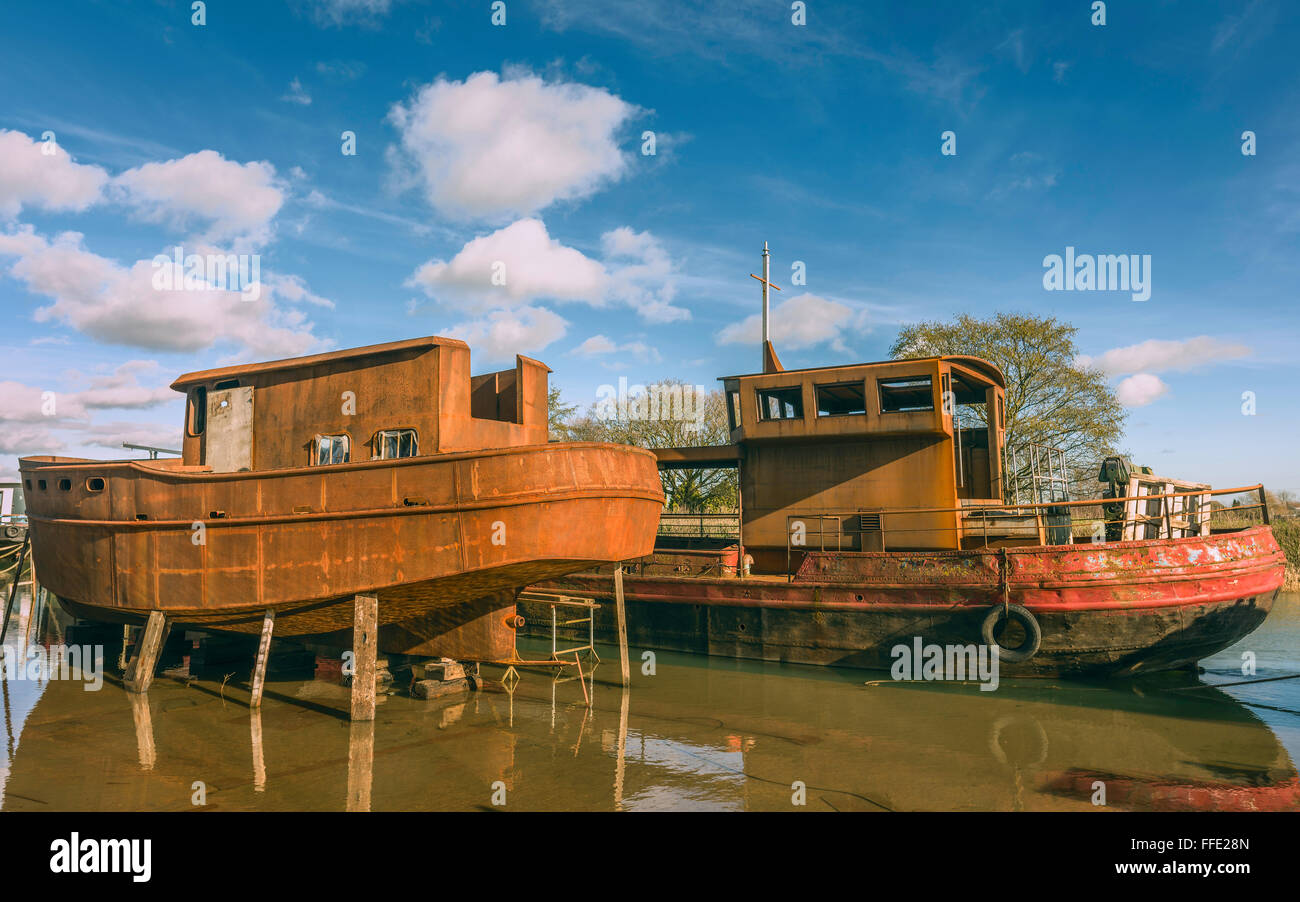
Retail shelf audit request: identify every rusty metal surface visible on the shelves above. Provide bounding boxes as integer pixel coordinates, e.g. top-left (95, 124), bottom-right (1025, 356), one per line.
top-left (21, 442), bottom-right (662, 632)
top-left (533, 526), bottom-right (1286, 676)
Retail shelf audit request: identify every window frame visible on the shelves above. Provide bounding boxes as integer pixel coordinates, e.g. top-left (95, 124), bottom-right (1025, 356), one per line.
top-left (755, 385), bottom-right (805, 422)
top-left (877, 375), bottom-right (935, 414)
top-left (312, 433), bottom-right (351, 466)
top-left (814, 381), bottom-right (868, 418)
top-left (373, 428), bottom-right (419, 460)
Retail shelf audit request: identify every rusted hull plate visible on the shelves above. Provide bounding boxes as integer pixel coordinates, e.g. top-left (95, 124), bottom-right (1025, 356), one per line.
top-left (21, 443), bottom-right (663, 659)
top-left (531, 526), bottom-right (1285, 677)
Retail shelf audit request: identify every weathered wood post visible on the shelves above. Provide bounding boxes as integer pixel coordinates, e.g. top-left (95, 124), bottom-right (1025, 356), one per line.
top-left (350, 594), bottom-right (378, 722)
top-left (250, 709), bottom-right (267, 792)
top-left (346, 720), bottom-right (375, 811)
top-left (614, 566), bottom-right (630, 687)
top-left (249, 609), bottom-right (275, 708)
top-left (0, 533), bottom-right (29, 645)
top-left (124, 611), bottom-right (169, 693)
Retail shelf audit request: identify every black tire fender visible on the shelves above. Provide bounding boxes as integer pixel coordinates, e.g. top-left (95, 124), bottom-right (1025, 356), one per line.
top-left (981, 603), bottom-right (1042, 663)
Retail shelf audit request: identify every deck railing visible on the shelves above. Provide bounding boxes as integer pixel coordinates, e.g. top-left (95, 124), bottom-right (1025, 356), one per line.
top-left (783, 484), bottom-right (1270, 578)
top-left (657, 512), bottom-right (740, 540)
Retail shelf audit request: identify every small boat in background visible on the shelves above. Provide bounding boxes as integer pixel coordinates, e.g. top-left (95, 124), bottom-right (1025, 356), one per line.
top-left (19, 337), bottom-right (664, 662)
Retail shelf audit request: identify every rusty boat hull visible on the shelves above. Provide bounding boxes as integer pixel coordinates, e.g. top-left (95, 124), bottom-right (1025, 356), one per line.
top-left (21, 442), bottom-right (664, 660)
top-left (531, 526), bottom-right (1286, 677)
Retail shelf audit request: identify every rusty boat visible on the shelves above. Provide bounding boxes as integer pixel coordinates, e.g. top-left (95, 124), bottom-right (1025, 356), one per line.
top-left (530, 250), bottom-right (1286, 678)
top-left (18, 337), bottom-right (664, 662)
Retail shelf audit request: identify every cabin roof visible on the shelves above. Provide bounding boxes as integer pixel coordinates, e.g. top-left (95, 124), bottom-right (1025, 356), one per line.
top-left (718, 355), bottom-right (1006, 389)
top-left (170, 336), bottom-right (468, 391)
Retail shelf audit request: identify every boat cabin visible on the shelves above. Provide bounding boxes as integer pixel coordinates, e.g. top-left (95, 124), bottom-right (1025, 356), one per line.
top-left (657, 343), bottom-right (1008, 568)
top-left (171, 337), bottom-right (551, 472)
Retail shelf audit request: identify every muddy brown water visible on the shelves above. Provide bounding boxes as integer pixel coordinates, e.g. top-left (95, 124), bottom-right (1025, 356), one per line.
top-left (1, 592), bottom-right (1297, 811)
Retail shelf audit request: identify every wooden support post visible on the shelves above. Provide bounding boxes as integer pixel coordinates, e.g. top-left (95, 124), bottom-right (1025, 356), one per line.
top-left (129, 692), bottom-right (156, 771)
top-left (249, 609), bottom-right (275, 708)
top-left (614, 565), bottom-right (630, 687)
top-left (350, 594), bottom-right (378, 722)
top-left (250, 709), bottom-right (267, 792)
top-left (124, 611), bottom-right (168, 693)
top-left (0, 533), bottom-right (29, 646)
top-left (346, 720), bottom-right (375, 811)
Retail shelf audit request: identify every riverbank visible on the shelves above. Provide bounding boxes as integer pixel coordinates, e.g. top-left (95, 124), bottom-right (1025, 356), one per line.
top-left (1274, 518), bottom-right (1300, 590)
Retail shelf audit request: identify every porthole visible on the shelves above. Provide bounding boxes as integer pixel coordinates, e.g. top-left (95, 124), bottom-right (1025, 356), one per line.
top-left (86, 477), bottom-right (106, 492)
top-left (58, 478), bottom-right (72, 491)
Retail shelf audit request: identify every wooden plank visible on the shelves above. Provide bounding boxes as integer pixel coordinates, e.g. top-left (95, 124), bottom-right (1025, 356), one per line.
top-left (249, 609), bottom-right (275, 708)
top-left (350, 594), bottom-right (378, 722)
top-left (346, 721), bottom-right (375, 811)
top-left (124, 611), bottom-right (168, 693)
top-left (613, 566), bottom-right (630, 687)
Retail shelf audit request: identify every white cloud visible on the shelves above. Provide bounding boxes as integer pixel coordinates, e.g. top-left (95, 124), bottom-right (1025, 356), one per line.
top-left (601, 227), bottom-right (688, 323)
top-left (0, 226), bottom-right (325, 360)
top-left (301, 0), bottom-right (393, 27)
top-left (0, 426), bottom-right (63, 457)
top-left (113, 150), bottom-right (285, 246)
top-left (571, 334), bottom-right (660, 362)
top-left (0, 129), bottom-right (109, 219)
top-left (445, 306), bottom-right (568, 364)
top-left (388, 70), bottom-right (636, 220)
top-left (282, 78), bottom-right (312, 106)
top-left (719, 293), bottom-right (868, 353)
top-left (79, 420), bottom-right (183, 453)
top-left (409, 218), bottom-right (686, 322)
top-left (573, 334), bottom-right (618, 356)
top-left (1116, 373), bottom-right (1169, 407)
top-left (0, 362), bottom-right (173, 425)
top-left (1076, 336), bottom-right (1251, 375)
top-left (408, 218), bottom-right (606, 310)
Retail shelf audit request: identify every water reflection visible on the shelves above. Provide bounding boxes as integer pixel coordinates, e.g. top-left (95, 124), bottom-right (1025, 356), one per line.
top-left (1, 590), bottom-right (1297, 812)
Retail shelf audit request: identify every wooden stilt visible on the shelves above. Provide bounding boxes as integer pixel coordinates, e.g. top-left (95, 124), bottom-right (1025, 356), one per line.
top-left (614, 565), bottom-right (630, 687)
top-left (250, 709), bottom-right (267, 792)
top-left (249, 609), bottom-right (275, 708)
top-left (350, 594), bottom-right (378, 722)
top-left (129, 692), bottom-right (156, 771)
top-left (346, 720), bottom-right (375, 811)
top-left (0, 533), bottom-right (29, 645)
top-left (124, 611), bottom-right (168, 693)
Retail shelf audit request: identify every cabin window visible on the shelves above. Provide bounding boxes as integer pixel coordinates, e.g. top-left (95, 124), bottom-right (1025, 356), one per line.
top-left (86, 477), bottom-right (105, 492)
top-left (24, 479), bottom-right (31, 490)
top-left (756, 386), bottom-right (803, 421)
top-left (374, 429), bottom-right (418, 460)
top-left (190, 386), bottom-right (207, 435)
top-left (727, 390), bottom-right (742, 431)
top-left (214, 379), bottom-right (240, 390)
top-left (37, 479), bottom-right (47, 491)
top-left (815, 382), bottom-right (867, 417)
top-left (313, 434), bottom-right (350, 466)
top-left (58, 478), bottom-right (71, 491)
top-left (878, 376), bottom-right (934, 413)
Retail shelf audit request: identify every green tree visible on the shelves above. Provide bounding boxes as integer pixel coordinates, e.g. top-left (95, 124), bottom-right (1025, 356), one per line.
top-left (547, 385), bottom-right (579, 441)
top-left (889, 312), bottom-right (1126, 499)
top-left (560, 379), bottom-right (737, 511)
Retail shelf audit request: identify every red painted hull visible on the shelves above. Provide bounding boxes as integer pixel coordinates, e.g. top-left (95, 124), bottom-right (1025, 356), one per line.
top-left (531, 526), bottom-right (1286, 676)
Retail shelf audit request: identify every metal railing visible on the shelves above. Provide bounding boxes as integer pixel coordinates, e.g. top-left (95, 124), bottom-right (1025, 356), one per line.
top-left (783, 484), bottom-right (1271, 578)
top-left (657, 512), bottom-right (740, 540)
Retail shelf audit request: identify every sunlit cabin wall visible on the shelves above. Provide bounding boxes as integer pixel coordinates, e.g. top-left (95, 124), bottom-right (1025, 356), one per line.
top-left (728, 359), bottom-right (962, 561)
top-left (180, 344), bottom-right (443, 470)
top-left (176, 341), bottom-right (551, 470)
top-left (436, 349), bottom-right (549, 452)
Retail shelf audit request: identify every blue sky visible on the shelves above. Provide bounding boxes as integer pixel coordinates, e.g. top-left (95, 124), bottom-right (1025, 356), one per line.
top-left (0, 0), bottom-right (1296, 492)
